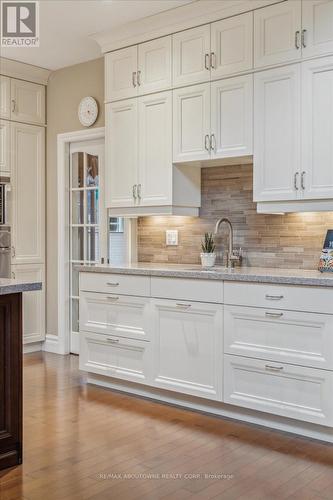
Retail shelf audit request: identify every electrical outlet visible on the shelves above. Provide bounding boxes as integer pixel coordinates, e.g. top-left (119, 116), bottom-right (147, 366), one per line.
top-left (166, 230), bottom-right (178, 246)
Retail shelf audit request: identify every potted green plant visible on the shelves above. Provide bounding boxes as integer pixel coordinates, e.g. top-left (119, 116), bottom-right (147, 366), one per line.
top-left (200, 233), bottom-right (216, 268)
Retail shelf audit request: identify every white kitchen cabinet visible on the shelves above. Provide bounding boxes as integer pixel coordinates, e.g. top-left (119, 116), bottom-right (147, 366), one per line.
top-left (254, 1), bottom-right (302, 68)
top-left (211, 74), bottom-right (253, 159)
top-left (254, 64), bottom-right (301, 202)
top-left (138, 36), bottom-right (172, 95)
top-left (301, 56), bottom-right (333, 200)
top-left (11, 122), bottom-right (45, 264)
top-left (172, 25), bottom-right (211, 87)
top-left (152, 299), bottom-right (223, 401)
top-left (224, 354), bottom-right (333, 427)
top-left (105, 99), bottom-right (138, 208)
top-left (211, 12), bottom-right (253, 79)
top-left (0, 76), bottom-right (11, 120)
top-left (138, 91), bottom-right (172, 206)
top-left (0, 120), bottom-right (10, 176)
top-left (12, 264), bottom-right (45, 344)
top-left (10, 79), bottom-right (45, 125)
top-left (302, 0), bottom-right (333, 58)
top-left (105, 46), bottom-right (138, 102)
top-left (173, 83), bottom-right (210, 163)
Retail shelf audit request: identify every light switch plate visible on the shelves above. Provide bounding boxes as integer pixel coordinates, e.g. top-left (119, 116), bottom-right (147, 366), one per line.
top-left (166, 230), bottom-right (178, 246)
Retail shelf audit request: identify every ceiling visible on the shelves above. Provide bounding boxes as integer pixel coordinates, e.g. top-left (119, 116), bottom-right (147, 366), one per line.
top-left (0, 0), bottom-right (194, 71)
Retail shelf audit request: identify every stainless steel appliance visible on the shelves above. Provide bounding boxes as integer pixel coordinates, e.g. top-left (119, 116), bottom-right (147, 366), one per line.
top-left (0, 177), bottom-right (10, 226)
top-left (0, 227), bottom-right (11, 278)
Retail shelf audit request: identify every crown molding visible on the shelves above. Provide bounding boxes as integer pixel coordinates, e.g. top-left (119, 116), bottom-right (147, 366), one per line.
top-left (91, 0), bottom-right (284, 54)
top-left (0, 57), bottom-right (51, 85)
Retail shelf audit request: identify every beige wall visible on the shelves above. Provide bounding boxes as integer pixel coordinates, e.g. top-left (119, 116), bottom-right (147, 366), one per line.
top-left (46, 57), bottom-right (104, 336)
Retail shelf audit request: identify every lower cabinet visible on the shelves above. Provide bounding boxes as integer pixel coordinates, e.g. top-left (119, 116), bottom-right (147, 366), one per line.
top-left (224, 354), bottom-right (333, 427)
top-left (12, 264), bottom-right (45, 344)
top-left (151, 299), bottom-right (223, 401)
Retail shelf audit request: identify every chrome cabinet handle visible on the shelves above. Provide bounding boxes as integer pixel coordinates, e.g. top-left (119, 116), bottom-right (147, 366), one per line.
top-left (11, 99), bottom-right (16, 113)
top-left (295, 30), bottom-right (300, 49)
top-left (133, 184), bottom-right (137, 200)
top-left (137, 183), bottom-right (141, 200)
top-left (204, 134), bottom-right (210, 152)
top-left (301, 171), bottom-right (306, 190)
top-left (12, 246), bottom-right (16, 258)
top-left (265, 312), bottom-right (284, 318)
top-left (12, 271), bottom-right (16, 279)
top-left (294, 172), bottom-right (299, 191)
top-left (210, 134), bottom-right (216, 152)
top-left (205, 53), bottom-right (210, 70)
top-left (106, 282), bottom-right (119, 287)
top-left (210, 52), bottom-right (216, 69)
top-left (106, 296), bottom-right (119, 301)
top-left (176, 303), bottom-right (192, 309)
top-left (107, 338), bottom-right (119, 344)
top-left (265, 294), bottom-right (284, 300)
top-left (265, 364), bottom-right (284, 372)
top-left (301, 29), bottom-right (307, 48)
top-left (132, 71), bottom-right (137, 87)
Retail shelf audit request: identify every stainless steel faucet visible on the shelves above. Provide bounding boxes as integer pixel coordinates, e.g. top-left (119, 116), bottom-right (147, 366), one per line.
top-left (214, 217), bottom-right (242, 268)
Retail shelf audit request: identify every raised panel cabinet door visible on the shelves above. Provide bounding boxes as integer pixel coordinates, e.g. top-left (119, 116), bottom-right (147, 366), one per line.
top-left (172, 25), bottom-right (211, 87)
top-left (173, 83), bottom-right (211, 163)
top-left (211, 74), bottom-right (253, 159)
top-left (0, 120), bottom-right (10, 176)
top-left (10, 79), bottom-right (45, 125)
top-left (138, 36), bottom-right (172, 95)
top-left (105, 46), bottom-right (138, 102)
top-left (11, 123), bottom-right (45, 264)
top-left (301, 56), bottom-right (333, 200)
top-left (12, 264), bottom-right (45, 344)
top-left (0, 76), bottom-right (11, 119)
top-left (152, 299), bottom-right (223, 401)
top-left (105, 99), bottom-right (138, 208)
top-left (211, 12), bottom-right (253, 79)
top-left (254, 1), bottom-right (302, 68)
top-left (302, 0), bottom-right (333, 58)
top-left (253, 65), bottom-right (301, 202)
top-left (224, 354), bottom-right (333, 427)
top-left (138, 91), bottom-right (172, 206)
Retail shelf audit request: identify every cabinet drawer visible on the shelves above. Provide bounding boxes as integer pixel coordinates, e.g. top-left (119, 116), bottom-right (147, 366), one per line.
top-left (224, 282), bottom-right (333, 314)
top-left (80, 272), bottom-right (150, 297)
top-left (224, 305), bottom-right (333, 370)
top-left (151, 277), bottom-right (223, 303)
top-left (80, 292), bottom-right (151, 341)
top-left (224, 354), bottom-right (333, 427)
top-left (79, 331), bottom-right (152, 385)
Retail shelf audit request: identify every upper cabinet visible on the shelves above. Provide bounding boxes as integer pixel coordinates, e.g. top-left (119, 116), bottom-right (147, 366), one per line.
top-left (0, 120), bottom-right (10, 176)
top-left (105, 46), bottom-right (138, 101)
top-left (302, 0), bottom-right (333, 58)
top-left (211, 12), bottom-right (253, 78)
top-left (0, 76), bottom-right (11, 119)
top-left (10, 79), bottom-right (45, 125)
top-left (254, 1), bottom-right (302, 68)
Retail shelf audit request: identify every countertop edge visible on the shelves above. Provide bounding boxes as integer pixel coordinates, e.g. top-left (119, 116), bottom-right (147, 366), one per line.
top-left (0, 282), bottom-right (42, 296)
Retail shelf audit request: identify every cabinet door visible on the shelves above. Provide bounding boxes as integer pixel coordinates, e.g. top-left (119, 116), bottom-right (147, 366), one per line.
top-left (105, 46), bottom-right (138, 102)
top-left (211, 12), bottom-right (253, 78)
top-left (302, 0), bottom-right (333, 58)
top-left (138, 91), bottom-right (172, 206)
top-left (173, 83), bottom-right (210, 163)
top-left (253, 65), bottom-right (301, 202)
top-left (302, 56), bottom-right (333, 200)
top-left (0, 76), bottom-right (10, 119)
top-left (254, 1), bottom-right (302, 68)
top-left (105, 99), bottom-right (138, 208)
top-left (211, 74), bottom-right (253, 159)
top-left (11, 123), bottom-right (45, 264)
top-left (0, 120), bottom-right (10, 176)
top-left (172, 25), bottom-right (211, 87)
top-left (138, 36), bottom-right (172, 95)
top-left (152, 299), bottom-right (223, 401)
top-left (12, 264), bottom-right (45, 344)
top-left (10, 79), bottom-right (45, 125)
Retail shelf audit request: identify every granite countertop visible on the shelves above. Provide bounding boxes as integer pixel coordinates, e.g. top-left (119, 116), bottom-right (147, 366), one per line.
top-left (0, 278), bottom-right (42, 296)
top-left (76, 263), bottom-right (333, 288)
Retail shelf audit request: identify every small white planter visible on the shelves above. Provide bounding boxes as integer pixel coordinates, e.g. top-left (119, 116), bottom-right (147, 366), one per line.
top-left (200, 253), bottom-right (216, 268)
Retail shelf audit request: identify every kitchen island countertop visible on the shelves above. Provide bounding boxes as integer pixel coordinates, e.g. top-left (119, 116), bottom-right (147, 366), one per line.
top-left (0, 278), bottom-right (42, 295)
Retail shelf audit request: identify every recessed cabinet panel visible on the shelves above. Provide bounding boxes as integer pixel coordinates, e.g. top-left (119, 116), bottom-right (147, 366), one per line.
top-left (172, 25), bottom-right (211, 87)
top-left (211, 74), bottom-right (253, 159)
top-left (0, 76), bottom-right (10, 120)
top-left (302, 0), bottom-right (333, 58)
top-left (105, 46), bottom-right (138, 102)
top-left (0, 120), bottom-right (10, 176)
top-left (173, 83), bottom-right (210, 163)
top-left (254, 64), bottom-right (301, 202)
top-left (10, 79), bottom-right (45, 125)
top-left (254, 1), bottom-right (302, 68)
top-left (211, 12), bottom-right (253, 78)
top-left (301, 56), bottom-right (333, 200)
top-left (138, 36), bottom-right (172, 95)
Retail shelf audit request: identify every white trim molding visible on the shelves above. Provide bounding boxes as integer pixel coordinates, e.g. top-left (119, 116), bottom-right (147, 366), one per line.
top-left (0, 57), bottom-right (51, 84)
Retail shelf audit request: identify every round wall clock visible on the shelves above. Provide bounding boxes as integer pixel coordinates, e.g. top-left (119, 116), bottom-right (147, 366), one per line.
top-left (78, 96), bottom-right (98, 127)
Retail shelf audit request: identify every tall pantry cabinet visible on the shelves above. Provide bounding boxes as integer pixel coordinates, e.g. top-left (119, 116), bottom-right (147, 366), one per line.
top-left (0, 73), bottom-right (46, 346)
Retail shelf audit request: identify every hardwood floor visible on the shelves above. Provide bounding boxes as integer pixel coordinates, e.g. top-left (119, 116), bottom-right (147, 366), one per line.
top-left (0, 352), bottom-right (333, 500)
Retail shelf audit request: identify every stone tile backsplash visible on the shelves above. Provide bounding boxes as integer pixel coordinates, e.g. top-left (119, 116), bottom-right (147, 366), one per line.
top-left (137, 165), bottom-right (333, 270)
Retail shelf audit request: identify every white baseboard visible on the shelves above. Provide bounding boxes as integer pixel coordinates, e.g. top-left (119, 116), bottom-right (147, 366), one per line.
top-left (23, 342), bottom-right (43, 354)
top-left (43, 334), bottom-right (61, 354)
